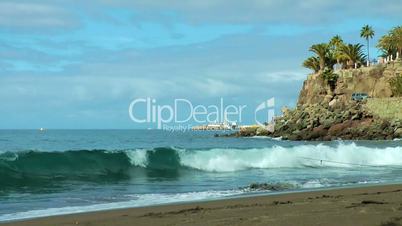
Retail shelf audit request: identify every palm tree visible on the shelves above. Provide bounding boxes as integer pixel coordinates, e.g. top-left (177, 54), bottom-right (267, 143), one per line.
top-left (309, 43), bottom-right (329, 71)
top-left (390, 26), bottom-right (402, 59)
top-left (303, 56), bottom-right (320, 73)
top-left (329, 35), bottom-right (343, 49)
top-left (377, 34), bottom-right (396, 59)
top-left (329, 35), bottom-right (345, 68)
top-left (360, 25), bottom-right (375, 66)
top-left (324, 50), bottom-right (337, 70)
top-left (340, 44), bottom-right (366, 69)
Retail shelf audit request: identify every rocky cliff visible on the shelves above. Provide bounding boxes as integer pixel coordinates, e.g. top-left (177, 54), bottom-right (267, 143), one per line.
top-left (271, 61), bottom-right (402, 140)
top-left (298, 61), bottom-right (402, 107)
top-left (229, 61), bottom-right (402, 140)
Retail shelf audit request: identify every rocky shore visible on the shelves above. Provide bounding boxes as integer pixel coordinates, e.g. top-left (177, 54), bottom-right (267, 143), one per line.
top-left (271, 101), bottom-right (402, 140)
top-left (231, 62), bottom-right (402, 140)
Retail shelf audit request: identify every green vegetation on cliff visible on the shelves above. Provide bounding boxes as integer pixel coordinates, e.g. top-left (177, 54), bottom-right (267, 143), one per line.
top-left (300, 25), bottom-right (402, 102)
top-left (377, 26), bottom-right (402, 58)
top-left (280, 25), bottom-right (402, 140)
top-left (322, 68), bottom-right (338, 90)
top-left (390, 75), bottom-right (402, 96)
top-left (234, 25), bottom-right (402, 141)
top-left (303, 25), bottom-right (402, 74)
top-left (303, 31), bottom-right (367, 73)
top-left (366, 98), bottom-right (402, 120)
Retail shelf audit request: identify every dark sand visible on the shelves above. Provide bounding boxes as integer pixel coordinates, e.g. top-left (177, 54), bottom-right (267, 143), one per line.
top-left (3, 184), bottom-right (402, 226)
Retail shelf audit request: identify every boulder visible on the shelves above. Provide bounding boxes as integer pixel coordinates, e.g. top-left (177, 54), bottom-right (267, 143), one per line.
top-left (328, 121), bottom-right (352, 136)
top-left (328, 98), bottom-right (342, 110)
top-left (321, 119), bottom-right (334, 129)
top-left (323, 95), bottom-right (333, 104)
top-left (395, 128), bottom-right (402, 138)
top-left (309, 125), bottom-right (328, 140)
top-left (256, 127), bottom-right (271, 136)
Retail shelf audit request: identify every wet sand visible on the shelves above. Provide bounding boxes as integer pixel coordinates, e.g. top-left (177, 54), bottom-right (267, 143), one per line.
top-left (3, 184), bottom-right (402, 226)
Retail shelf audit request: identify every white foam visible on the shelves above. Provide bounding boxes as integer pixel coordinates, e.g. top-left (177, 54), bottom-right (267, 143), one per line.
top-left (126, 143), bottom-right (402, 172)
top-left (0, 152), bottom-right (18, 161)
top-left (183, 143), bottom-right (402, 172)
top-left (300, 180), bottom-right (326, 188)
top-left (125, 149), bottom-right (148, 167)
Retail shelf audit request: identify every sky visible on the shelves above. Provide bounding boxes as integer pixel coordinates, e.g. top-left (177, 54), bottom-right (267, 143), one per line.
top-left (0, 0), bottom-right (401, 129)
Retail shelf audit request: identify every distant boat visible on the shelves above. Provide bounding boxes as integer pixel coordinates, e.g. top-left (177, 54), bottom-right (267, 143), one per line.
top-left (39, 128), bottom-right (45, 131)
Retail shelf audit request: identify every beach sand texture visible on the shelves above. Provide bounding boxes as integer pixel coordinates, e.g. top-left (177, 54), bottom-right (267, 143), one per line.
top-left (3, 184), bottom-right (402, 226)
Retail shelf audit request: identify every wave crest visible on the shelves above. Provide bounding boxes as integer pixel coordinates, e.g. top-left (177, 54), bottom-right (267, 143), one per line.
top-left (176, 143), bottom-right (402, 172)
top-left (1, 143), bottom-right (402, 188)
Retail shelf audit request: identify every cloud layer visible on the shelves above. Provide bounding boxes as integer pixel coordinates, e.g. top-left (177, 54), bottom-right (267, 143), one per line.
top-left (0, 0), bottom-right (401, 128)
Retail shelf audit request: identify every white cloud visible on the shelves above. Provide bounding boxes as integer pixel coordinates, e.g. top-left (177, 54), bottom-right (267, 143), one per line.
top-left (1, 0), bottom-right (400, 128)
top-left (1, 0), bottom-right (401, 32)
top-left (257, 70), bottom-right (308, 82)
top-left (0, 1), bottom-right (78, 29)
top-left (97, 0), bottom-right (402, 24)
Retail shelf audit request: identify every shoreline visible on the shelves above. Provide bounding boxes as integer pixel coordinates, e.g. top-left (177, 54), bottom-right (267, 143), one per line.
top-left (4, 183), bottom-right (402, 226)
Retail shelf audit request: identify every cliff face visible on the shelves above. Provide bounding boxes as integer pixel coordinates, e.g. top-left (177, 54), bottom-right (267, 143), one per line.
top-left (232, 62), bottom-right (402, 140)
top-left (298, 62), bottom-right (402, 107)
top-left (271, 61), bottom-right (402, 141)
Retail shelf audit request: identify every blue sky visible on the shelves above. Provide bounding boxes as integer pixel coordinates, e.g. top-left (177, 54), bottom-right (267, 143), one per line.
top-left (0, 0), bottom-right (401, 129)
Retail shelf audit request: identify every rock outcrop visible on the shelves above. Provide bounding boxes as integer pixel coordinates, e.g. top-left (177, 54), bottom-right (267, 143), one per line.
top-left (298, 62), bottom-right (402, 107)
top-left (233, 61), bottom-right (402, 140)
top-left (272, 61), bottom-right (402, 140)
top-left (272, 102), bottom-right (401, 140)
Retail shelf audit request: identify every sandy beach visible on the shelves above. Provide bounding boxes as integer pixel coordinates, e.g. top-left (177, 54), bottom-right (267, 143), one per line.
top-left (3, 184), bottom-right (402, 226)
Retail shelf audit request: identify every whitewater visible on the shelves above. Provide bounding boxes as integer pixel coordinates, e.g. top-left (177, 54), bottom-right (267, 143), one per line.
top-left (137, 143), bottom-right (402, 171)
top-left (0, 130), bottom-right (401, 222)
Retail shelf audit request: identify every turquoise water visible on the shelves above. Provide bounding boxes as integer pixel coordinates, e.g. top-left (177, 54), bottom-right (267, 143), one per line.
top-left (0, 130), bottom-right (402, 221)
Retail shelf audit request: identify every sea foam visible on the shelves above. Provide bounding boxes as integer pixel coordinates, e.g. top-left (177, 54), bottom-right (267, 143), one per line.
top-left (124, 143), bottom-right (402, 172)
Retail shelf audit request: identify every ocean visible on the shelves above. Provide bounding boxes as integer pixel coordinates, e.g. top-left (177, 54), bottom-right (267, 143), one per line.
top-left (1, 129), bottom-right (402, 222)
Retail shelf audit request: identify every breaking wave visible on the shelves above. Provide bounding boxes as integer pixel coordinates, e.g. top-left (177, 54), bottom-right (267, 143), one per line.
top-left (1, 143), bottom-right (402, 188)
